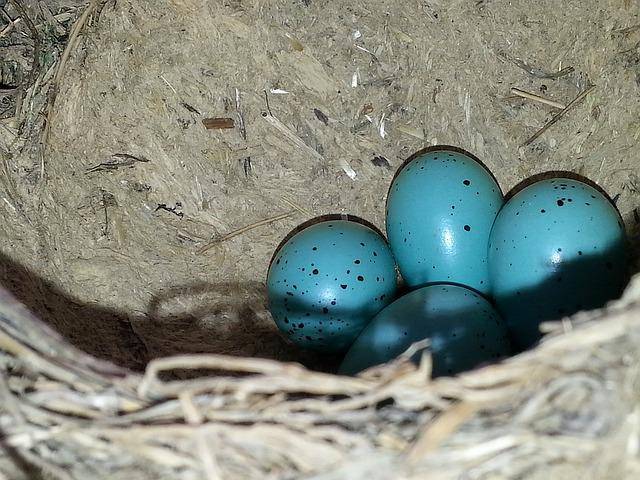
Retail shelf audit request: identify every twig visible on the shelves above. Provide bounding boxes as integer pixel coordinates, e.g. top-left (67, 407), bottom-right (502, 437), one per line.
top-left (407, 402), bottom-right (478, 462)
top-left (0, 10), bottom-right (74, 38)
top-left (85, 153), bottom-right (150, 173)
top-left (280, 195), bottom-right (312, 217)
top-left (159, 74), bottom-right (177, 94)
top-left (100, 189), bottom-right (115, 236)
top-left (197, 211), bottom-right (294, 254)
top-left (511, 58), bottom-right (574, 79)
top-left (510, 88), bottom-right (566, 109)
top-left (0, 371), bottom-right (25, 424)
top-left (202, 117), bottom-right (235, 130)
top-left (522, 85), bottom-right (596, 147)
top-left (0, 6), bottom-right (19, 38)
top-left (156, 202), bottom-right (184, 218)
top-left (235, 88), bottom-right (251, 176)
top-left (179, 393), bottom-right (221, 480)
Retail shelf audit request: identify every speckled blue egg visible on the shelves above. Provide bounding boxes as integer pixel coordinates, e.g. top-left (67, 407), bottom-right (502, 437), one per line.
top-left (339, 284), bottom-right (511, 377)
top-left (267, 220), bottom-right (398, 353)
top-left (386, 149), bottom-right (503, 295)
top-left (488, 178), bottom-right (628, 350)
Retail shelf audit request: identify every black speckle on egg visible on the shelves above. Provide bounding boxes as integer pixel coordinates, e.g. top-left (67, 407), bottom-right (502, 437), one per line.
top-left (312, 269), bottom-right (319, 275)
top-left (540, 209), bottom-right (546, 213)
top-left (322, 307), bottom-right (329, 314)
top-left (340, 284), bottom-right (347, 289)
top-left (463, 179), bottom-right (471, 186)
top-left (312, 246), bottom-right (317, 251)
top-left (286, 292), bottom-right (293, 296)
top-left (557, 200), bottom-right (564, 206)
top-left (354, 259), bottom-right (361, 264)
top-left (331, 300), bottom-right (336, 305)
top-left (557, 248), bottom-right (562, 252)
top-left (284, 317), bottom-right (289, 324)
top-left (346, 269), bottom-right (350, 274)
top-left (464, 225), bottom-right (471, 232)
top-left (298, 323), bottom-right (304, 328)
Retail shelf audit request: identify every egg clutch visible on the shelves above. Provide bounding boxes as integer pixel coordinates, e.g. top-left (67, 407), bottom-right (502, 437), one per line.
top-left (267, 148), bottom-right (628, 376)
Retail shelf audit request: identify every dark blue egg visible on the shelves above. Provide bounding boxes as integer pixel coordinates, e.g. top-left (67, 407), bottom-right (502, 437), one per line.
top-left (267, 220), bottom-right (398, 353)
top-left (339, 284), bottom-right (511, 377)
top-left (386, 149), bottom-right (503, 295)
top-left (488, 178), bottom-right (628, 350)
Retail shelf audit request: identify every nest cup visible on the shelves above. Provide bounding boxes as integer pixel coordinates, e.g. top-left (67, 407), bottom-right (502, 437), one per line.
top-left (1, 1), bottom-right (640, 479)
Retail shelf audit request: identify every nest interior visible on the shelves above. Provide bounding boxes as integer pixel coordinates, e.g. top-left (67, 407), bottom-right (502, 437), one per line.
top-left (3, 0), bottom-right (640, 371)
top-left (1, 0), bottom-right (640, 478)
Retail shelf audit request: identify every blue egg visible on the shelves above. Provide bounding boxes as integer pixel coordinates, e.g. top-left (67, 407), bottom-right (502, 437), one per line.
top-left (386, 149), bottom-right (503, 295)
top-left (339, 284), bottom-right (511, 377)
top-left (267, 220), bottom-right (398, 353)
top-left (488, 178), bottom-right (628, 350)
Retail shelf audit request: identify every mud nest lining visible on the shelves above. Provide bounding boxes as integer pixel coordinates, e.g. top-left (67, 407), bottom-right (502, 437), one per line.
top-left (2, 0), bottom-right (640, 478)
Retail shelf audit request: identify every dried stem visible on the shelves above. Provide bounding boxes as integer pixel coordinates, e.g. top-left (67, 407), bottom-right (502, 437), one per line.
top-left (197, 211), bottom-right (294, 254)
top-left (522, 85), bottom-right (596, 147)
top-left (510, 88), bottom-right (566, 109)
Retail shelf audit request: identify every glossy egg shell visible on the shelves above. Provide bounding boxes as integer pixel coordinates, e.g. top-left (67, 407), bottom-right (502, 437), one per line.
top-left (386, 149), bottom-right (503, 295)
top-left (488, 178), bottom-right (628, 350)
top-left (267, 220), bottom-right (398, 353)
top-left (339, 284), bottom-right (511, 377)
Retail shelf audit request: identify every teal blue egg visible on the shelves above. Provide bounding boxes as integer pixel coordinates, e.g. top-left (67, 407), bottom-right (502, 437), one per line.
top-left (386, 149), bottom-right (503, 295)
top-left (488, 178), bottom-right (628, 350)
top-left (267, 220), bottom-right (398, 353)
top-left (339, 284), bottom-right (511, 377)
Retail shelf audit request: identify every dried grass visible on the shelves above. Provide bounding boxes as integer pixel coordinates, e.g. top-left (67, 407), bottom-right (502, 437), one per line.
top-left (1, 277), bottom-right (640, 479)
top-left (1, 0), bottom-right (640, 478)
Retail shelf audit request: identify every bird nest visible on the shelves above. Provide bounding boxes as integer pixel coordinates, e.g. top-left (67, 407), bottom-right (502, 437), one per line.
top-left (2, 0), bottom-right (640, 478)
top-left (1, 278), bottom-right (640, 480)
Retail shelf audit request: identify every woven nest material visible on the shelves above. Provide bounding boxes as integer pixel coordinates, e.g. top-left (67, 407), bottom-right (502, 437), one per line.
top-left (1, 277), bottom-right (640, 480)
top-left (2, 0), bottom-right (640, 479)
